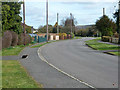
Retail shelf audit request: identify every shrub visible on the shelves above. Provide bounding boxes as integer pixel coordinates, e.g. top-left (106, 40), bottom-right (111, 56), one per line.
top-left (113, 32), bottom-right (119, 38)
top-left (25, 34), bottom-right (32, 45)
top-left (59, 33), bottom-right (67, 37)
top-left (2, 31), bottom-right (12, 48)
top-left (62, 33), bottom-right (67, 37)
top-left (64, 36), bottom-right (67, 39)
top-left (18, 33), bottom-right (32, 45)
top-left (67, 34), bottom-right (71, 39)
top-left (59, 33), bottom-right (67, 40)
top-left (18, 33), bottom-right (24, 45)
top-left (0, 37), bottom-right (2, 50)
top-left (11, 31), bottom-right (18, 46)
top-left (71, 33), bottom-right (74, 38)
top-left (102, 36), bottom-right (110, 42)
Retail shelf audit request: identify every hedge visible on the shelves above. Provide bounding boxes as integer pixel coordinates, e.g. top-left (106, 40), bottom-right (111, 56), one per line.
top-left (0, 37), bottom-right (2, 50)
top-left (18, 33), bottom-right (32, 45)
top-left (11, 31), bottom-right (18, 46)
top-left (2, 31), bottom-right (32, 49)
top-left (102, 36), bottom-right (110, 42)
top-left (2, 31), bottom-right (12, 48)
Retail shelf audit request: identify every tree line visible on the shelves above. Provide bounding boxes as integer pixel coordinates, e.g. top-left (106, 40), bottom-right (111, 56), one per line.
top-left (38, 16), bottom-right (76, 34)
top-left (38, 11), bottom-right (118, 38)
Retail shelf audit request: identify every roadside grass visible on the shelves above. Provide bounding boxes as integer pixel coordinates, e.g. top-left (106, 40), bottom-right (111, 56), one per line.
top-left (2, 45), bottom-right (24, 56)
top-left (2, 60), bottom-right (43, 88)
top-left (0, 60), bottom-right (1, 89)
top-left (86, 38), bottom-right (120, 51)
top-left (31, 42), bottom-right (51, 48)
top-left (2, 43), bottom-right (35, 56)
top-left (108, 52), bottom-right (120, 56)
top-left (74, 36), bottom-right (82, 39)
top-left (0, 51), bottom-right (1, 56)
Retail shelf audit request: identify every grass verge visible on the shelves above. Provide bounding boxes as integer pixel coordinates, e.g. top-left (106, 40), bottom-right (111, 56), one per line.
top-left (2, 60), bottom-right (43, 88)
top-left (31, 42), bottom-right (51, 48)
top-left (2, 43), bottom-right (35, 56)
top-left (74, 36), bottom-right (82, 39)
top-left (108, 52), bottom-right (120, 56)
top-left (2, 45), bottom-right (25, 56)
top-left (86, 38), bottom-right (120, 51)
top-left (0, 60), bottom-right (1, 89)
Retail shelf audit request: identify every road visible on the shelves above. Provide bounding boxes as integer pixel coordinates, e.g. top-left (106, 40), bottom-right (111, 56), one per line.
top-left (19, 45), bottom-right (90, 88)
top-left (39, 37), bottom-right (118, 88)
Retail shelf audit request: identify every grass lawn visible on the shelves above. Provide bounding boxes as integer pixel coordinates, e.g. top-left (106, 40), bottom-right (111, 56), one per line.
top-left (86, 38), bottom-right (120, 51)
top-left (1, 60), bottom-right (43, 88)
top-left (109, 52), bottom-right (120, 56)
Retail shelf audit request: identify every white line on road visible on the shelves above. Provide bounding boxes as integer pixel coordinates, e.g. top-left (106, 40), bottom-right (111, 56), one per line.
top-left (37, 45), bottom-right (97, 89)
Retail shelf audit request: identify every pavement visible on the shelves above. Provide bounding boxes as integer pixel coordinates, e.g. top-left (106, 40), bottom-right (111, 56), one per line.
top-left (38, 37), bottom-right (118, 88)
top-left (2, 56), bottom-right (18, 60)
top-left (18, 46), bottom-right (91, 88)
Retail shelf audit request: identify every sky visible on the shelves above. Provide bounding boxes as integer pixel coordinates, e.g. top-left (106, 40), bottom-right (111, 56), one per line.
top-left (19, 0), bottom-right (118, 29)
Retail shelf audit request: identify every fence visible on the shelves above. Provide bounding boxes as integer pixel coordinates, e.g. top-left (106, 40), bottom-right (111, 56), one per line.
top-left (34, 35), bottom-right (47, 43)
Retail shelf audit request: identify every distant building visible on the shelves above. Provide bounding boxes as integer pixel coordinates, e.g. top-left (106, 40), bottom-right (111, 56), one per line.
top-left (32, 29), bottom-right (38, 34)
top-left (29, 34), bottom-right (37, 37)
top-left (76, 25), bottom-right (95, 30)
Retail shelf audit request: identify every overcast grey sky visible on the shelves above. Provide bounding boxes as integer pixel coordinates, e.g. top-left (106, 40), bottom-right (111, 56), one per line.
top-left (20, 0), bottom-right (118, 29)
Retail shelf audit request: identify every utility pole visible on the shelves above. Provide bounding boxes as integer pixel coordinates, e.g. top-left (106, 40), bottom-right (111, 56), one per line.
top-left (31, 26), bottom-right (33, 35)
top-left (23, 0), bottom-right (26, 45)
top-left (119, 0), bottom-right (120, 44)
top-left (103, 8), bottom-right (105, 16)
top-left (70, 13), bottom-right (72, 34)
top-left (57, 13), bottom-right (59, 34)
top-left (46, 0), bottom-right (48, 42)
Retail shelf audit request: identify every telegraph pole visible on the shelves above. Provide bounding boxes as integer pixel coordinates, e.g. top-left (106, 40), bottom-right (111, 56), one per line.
top-left (23, 0), bottom-right (26, 45)
top-left (46, 0), bottom-right (48, 42)
top-left (70, 13), bottom-right (72, 34)
top-left (31, 26), bottom-right (33, 35)
top-left (118, 0), bottom-right (120, 44)
top-left (57, 13), bottom-right (59, 34)
top-left (103, 8), bottom-right (105, 16)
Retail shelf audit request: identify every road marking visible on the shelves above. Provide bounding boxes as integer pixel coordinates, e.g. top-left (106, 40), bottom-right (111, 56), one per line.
top-left (37, 46), bottom-right (97, 90)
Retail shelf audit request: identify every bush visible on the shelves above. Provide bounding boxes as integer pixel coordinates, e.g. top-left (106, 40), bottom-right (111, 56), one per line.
top-left (11, 31), bottom-right (18, 46)
top-left (71, 33), bottom-right (74, 38)
top-left (0, 37), bottom-right (2, 50)
top-left (2, 31), bottom-right (12, 48)
top-left (113, 32), bottom-right (119, 38)
top-left (18, 33), bottom-right (32, 45)
top-left (59, 33), bottom-right (67, 37)
top-left (67, 34), bottom-right (71, 39)
top-left (102, 36), bottom-right (110, 42)
top-left (59, 33), bottom-right (67, 40)
top-left (18, 33), bottom-right (24, 45)
top-left (25, 34), bottom-right (32, 45)
top-left (64, 36), bottom-right (67, 39)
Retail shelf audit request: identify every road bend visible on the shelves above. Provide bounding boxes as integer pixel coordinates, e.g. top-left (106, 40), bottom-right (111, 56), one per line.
top-left (39, 37), bottom-right (118, 88)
